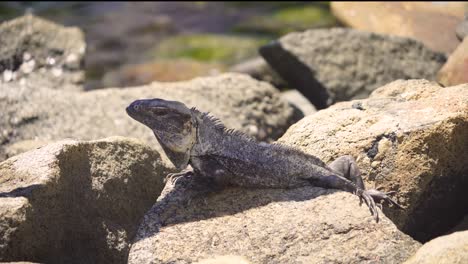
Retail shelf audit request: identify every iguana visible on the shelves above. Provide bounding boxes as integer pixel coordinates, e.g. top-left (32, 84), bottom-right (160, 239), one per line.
top-left (126, 98), bottom-right (402, 221)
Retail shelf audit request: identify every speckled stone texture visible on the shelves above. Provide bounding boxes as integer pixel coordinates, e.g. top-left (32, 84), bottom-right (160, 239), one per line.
top-left (404, 231), bottom-right (468, 264)
top-left (0, 137), bottom-right (173, 263)
top-left (128, 176), bottom-right (420, 264)
top-left (278, 79), bottom-right (468, 242)
top-left (0, 14), bottom-right (85, 90)
top-left (260, 28), bottom-right (446, 109)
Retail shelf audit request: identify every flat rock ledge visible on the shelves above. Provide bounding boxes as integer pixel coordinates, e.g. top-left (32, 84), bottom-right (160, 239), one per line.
top-left (128, 176), bottom-right (420, 264)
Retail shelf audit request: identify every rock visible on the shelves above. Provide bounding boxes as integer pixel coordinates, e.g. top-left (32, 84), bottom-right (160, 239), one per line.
top-left (0, 14), bottom-right (86, 90)
top-left (3, 140), bottom-right (51, 159)
top-left (259, 28), bottom-right (446, 109)
top-left (403, 231), bottom-right (468, 264)
top-left (0, 73), bottom-right (302, 162)
top-left (281, 90), bottom-right (317, 116)
top-left (330, 2), bottom-right (466, 54)
top-left (456, 15), bottom-right (468, 41)
top-left (0, 137), bottom-right (173, 263)
top-left (128, 176), bottom-right (420, 264)
top-left (229, 57), bottom-right (287, 89)
top-left (102, 59), bottom-right (225, 87)
top-left (278, 79), bottom-right (468, 242)
top-left (437, 37), bottom-right (468, 86)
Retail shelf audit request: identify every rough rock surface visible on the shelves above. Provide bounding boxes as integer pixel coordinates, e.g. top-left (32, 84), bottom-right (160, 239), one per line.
top-left (260, 28), bottom-right (446, 109)
top-left (330, 2), bottom-right (465, 54)
top-left (403, 231), bottom-right (468, 264)
top-left (0, 73), bottom-right (302, 162)
top-left (0, 137), bottom-right (173, 264)
top-left (278, 79), bottom-right (468, 242)
top-left (128, 176), bottom-right (420, 264)
top-left (281, 89), bottom-right (317, 116)
top-left (437, 37), bottom-right (468, 86)
top-left (0, 14), bottom-right (85, 90)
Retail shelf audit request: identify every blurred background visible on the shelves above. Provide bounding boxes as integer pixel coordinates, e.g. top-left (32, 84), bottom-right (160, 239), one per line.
top-left (0, 2), bottom-right (341, 90)
top-left (0, 1), bottom-right (466, 91)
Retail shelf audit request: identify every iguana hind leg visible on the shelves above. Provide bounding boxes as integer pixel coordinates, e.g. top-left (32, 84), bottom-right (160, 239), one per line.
top-left (327, 155), bottom-right (403, 213)
top-left (327, 155), bottom-right (365, 190)
top-left (304, 172), bottom-right (380, 221)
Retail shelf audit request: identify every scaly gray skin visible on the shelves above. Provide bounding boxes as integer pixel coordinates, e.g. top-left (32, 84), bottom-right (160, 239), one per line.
top-left (126, 98), bottom-right (402, 222)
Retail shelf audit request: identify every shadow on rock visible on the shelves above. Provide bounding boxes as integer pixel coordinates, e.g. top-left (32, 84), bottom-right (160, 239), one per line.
top-left (136, 174), bottom-right (342, 242)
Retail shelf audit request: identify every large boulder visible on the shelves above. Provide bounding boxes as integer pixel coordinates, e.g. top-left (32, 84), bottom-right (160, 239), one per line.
top-left (403, 231), bottom-right (468, 264)
top-left (128, 175), bottom-right (420, 264)
top-left (278, 79), bottom-right (468, 242)
top-left (259, 28), bottom-right (446, 109)
top-left (0, 73), bottom-right (302, 162)
top-left (330, 2), bottom-right (465, 54)
top-left (0, 14), bottom-right (85, 90)
top-left (0, 137), bottom-right (173, 264)
top-left (437, 37), bottom-right (468, 86)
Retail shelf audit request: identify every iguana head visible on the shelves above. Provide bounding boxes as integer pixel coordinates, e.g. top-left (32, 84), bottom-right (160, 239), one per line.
top-left (126, 98), bottom-right (196, 169)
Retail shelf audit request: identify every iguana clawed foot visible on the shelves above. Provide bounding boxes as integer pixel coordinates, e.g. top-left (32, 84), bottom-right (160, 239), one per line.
top-left (358, 189), bottom-right (403, 222)
top-left (365, 189), bottom-right (403, 209)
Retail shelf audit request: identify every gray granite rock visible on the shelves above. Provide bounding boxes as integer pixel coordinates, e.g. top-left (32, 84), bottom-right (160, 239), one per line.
top-left (0, 73), bottom-right (302, 163)
top-left (128, 175), bottom-right (420, 264)
top-left (260, 28), bottom-right (446, 109)
top-left (278, 79), bottom-right (468, 242)
top-left (404, 231), bottom-right (468, 264)
top-left (0, 14), bottom-right (86, 91)
top-left (0, 137), bottom-right (173, 264)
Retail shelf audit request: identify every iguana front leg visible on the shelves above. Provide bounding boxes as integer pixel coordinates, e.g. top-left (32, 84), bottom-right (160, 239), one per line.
top-left (165, 166), bottom-right (230, 206)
